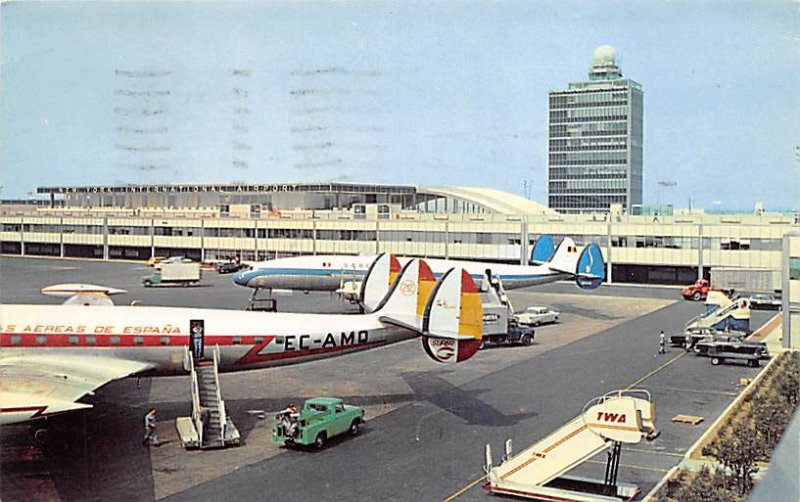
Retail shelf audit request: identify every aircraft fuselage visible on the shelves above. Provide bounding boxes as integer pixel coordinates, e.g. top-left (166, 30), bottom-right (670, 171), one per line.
top-left (0, 305), bottom-right (417, 376)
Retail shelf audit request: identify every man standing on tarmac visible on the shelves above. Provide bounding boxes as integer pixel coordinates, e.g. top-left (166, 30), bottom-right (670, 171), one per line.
top-left (142, 408), bottom-right (159, 447)
top-left (658, 330), bottom-right (666, 355)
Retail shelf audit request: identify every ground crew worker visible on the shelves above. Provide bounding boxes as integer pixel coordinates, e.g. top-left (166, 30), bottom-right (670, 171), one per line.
top-left (685, 332), bottom-right (693, 351)
top-left (279, 402), bottom-right (300, 438)
top-left (142, 408), bottom-right (159, 447)
top-left (658, 331), bottom-right (666, 354)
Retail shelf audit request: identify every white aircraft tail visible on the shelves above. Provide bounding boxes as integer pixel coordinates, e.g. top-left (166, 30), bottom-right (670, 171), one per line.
top-left (420, 268), bottom-right (483, 363)
top-left (359, 253), bottom-right (404, 312)
top-left (545, 237), bottom-right (581, 275)
top-left (367, 257), bottom-right (483, 364)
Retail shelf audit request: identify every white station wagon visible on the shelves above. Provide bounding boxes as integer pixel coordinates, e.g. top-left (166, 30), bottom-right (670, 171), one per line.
top-left (513, 306), bottom-right (560, 326)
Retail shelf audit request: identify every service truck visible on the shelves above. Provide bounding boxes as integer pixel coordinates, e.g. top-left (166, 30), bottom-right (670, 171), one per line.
top-left (272, 397), bottom-right (364, 449)
top-left (479, 273), bottom-right (535, 348)
top-left (142, 262), bottom-right (201, 287)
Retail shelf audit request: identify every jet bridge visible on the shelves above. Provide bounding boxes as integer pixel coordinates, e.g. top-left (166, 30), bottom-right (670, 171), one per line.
top-left (483, 390), bottom-right (658, 501)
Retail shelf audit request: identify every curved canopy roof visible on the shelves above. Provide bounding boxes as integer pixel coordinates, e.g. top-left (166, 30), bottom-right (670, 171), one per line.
top-left (419, 186), bottom-right (556, 215)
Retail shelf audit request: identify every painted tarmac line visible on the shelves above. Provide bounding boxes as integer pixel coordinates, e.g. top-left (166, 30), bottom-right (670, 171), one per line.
top-left (625, 352), bottom-right (686, 390)
top-left (646, 385), bottom-right (738, 397)
top-left (445, 352), bottom-right (688, 501)
top-left (624, 447), bottom-right (685, 459)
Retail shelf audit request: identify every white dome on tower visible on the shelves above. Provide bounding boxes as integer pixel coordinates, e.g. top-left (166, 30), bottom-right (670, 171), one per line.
top-left (593, 45), bottom-right (616, 65)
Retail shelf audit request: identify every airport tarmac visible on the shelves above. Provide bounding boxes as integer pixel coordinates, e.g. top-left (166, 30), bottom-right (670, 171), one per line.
top-left (0, 256), bottom-right (774, 501)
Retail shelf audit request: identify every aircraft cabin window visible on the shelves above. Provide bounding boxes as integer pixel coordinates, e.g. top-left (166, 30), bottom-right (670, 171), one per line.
top-left (36, 335), bottom-right (47, 345)
top-left (134, 337), bottom-right (144, 346)
top-left (11, 335), bottom-right (22, 345)
top-left (110, 336), bottom-right (120, 345)
top-left (160, 336), bottom-right (170, 345)
top-left (69, 336), bottom-right (79, 345)
top-left (86, 336), bottom-right (97, 345)
top-left (233, 337), bottom-right (242, 345)
top-left (275, 336), bottom-right (284, 344)
top-left (254, 337), bottom-right (263, 344)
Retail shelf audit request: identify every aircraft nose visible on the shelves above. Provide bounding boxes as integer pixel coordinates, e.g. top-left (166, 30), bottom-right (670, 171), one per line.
top-left (232, 270), bottom-right (251, 286)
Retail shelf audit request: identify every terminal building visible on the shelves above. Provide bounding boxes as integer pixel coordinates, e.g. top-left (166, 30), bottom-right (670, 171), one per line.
top-left (548, 45), bottom-right (643, 214)
top-left (2, 182), bottom-right (799, 288)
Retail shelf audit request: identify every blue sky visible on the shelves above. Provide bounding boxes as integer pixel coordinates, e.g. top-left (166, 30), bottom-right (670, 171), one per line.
top-left (2, 0), bottom-right (798, 210)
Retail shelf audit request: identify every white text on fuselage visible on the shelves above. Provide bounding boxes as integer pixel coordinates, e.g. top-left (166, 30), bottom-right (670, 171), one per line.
top-left (282, 330), bottom-right (369, 351)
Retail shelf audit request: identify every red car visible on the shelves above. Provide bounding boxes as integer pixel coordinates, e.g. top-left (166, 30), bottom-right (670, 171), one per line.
top-left (681, 279), bottom-right (710, 301)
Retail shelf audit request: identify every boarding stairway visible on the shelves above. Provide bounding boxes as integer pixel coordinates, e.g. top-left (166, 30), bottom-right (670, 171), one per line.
top-left (685, 291), bottom-right (750, 333)
top-left (484, 390), bottom-right (658, 501)
top-left (176, 346), bottom-right (241, 450)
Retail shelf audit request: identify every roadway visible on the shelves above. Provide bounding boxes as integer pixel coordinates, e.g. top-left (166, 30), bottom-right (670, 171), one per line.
top-left (0, 256), bottom-right (773, 501)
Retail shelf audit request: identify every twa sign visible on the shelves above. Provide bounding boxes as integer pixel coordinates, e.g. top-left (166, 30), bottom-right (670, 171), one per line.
top-left (596, 411), bottom-right (627, 424)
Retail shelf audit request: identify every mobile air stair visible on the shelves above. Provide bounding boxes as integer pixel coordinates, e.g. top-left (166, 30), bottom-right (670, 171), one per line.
top-left (685, 290), bottom-right (750, 333)
top-left (483, 390), bottom-right (658, 501)
top-left (176, 346), bottom-right (241, 450)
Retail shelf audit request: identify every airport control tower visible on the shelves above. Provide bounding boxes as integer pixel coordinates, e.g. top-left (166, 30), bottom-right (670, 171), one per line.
top-left (547, 46), bottom-right (643, 213)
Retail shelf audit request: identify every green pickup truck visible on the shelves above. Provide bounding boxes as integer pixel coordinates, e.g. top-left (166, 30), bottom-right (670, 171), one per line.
top-left (272, 397), bottom-right (365, 449)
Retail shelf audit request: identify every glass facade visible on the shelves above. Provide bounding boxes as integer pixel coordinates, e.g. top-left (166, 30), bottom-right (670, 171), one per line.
top-left (548, 54), bottom-right (643, 213)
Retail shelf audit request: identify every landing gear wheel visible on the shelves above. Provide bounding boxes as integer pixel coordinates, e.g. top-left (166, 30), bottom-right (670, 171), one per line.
top-left (349, 420), bottom-right (360, 436)
top-left (711, 357), bottom-right (722, 366)
top-left (314, 432), bottom-right (326, 449)
top-left (521, 334), bottom-right (533, 346)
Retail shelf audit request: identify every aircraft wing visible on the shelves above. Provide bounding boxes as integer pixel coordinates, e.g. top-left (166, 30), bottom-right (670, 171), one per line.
top-left (0, 354), bottom-right (153, 425)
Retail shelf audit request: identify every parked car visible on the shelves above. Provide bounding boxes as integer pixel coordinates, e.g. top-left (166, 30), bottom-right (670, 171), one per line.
top-left (146, 256), bottom-right (166, 267)
top-left (513, 306), bottom-right (560, 326)
top-left (748, 294), bottom-right (782, 310)
top-left (681, 279), bottom-right (710, 301)
top-left (216, 262), bottom-right (243, 274)
top-left (272, 397), bottom-right (364, 449)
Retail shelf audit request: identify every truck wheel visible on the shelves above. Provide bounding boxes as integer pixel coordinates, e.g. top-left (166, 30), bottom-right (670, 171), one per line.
top-left (144, 280), bottom-right (152, 287)
top-left (521, 334), bottom-right (533, 346)
top-left (711, 357), bottom-right (722, 366)
top-left (349, 420), bottom-right (360, 436)
top-left (749, 359), bottom-right (759, 368)
top-left (182, 282), bottom-right (189, 288)
top-left (692, 291), bottom-right (702, 301)
top-left (533, 321), bottom-right (540, 327)
top-left (314, 432), bottom-right (326, 449)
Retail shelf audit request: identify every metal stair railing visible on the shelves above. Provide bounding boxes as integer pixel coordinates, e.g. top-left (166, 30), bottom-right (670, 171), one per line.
top-left (212, 345), bottom-right (226, 443)
top-left (186, 346), bottom-right (204, 447)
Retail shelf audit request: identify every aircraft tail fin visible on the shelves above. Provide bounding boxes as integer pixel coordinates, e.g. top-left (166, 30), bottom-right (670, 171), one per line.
top-left (420, 268), bottom-right (483, 364)
top-left (546, 237), bottom-right (581, 274)
top-left (370, 257), bottom-right (437, 324)
top-left (530, 234), bottom-right (556, 265)
top-left (359, 253), bottom-right (404, 312)
top-left (575, 243), bottom-right (605, 290)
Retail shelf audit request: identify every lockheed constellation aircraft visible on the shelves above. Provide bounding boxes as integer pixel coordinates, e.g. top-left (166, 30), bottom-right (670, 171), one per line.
top-left (232, 235), bottom-right (606, 300)
top-left (0, 255), bottom-right (482, 426)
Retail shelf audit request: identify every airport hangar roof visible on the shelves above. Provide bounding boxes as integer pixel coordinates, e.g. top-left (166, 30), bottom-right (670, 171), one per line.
top-left (418, 186), bottom-right (556, 215)
top-left (36, 182), bottom-right (555, 215)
